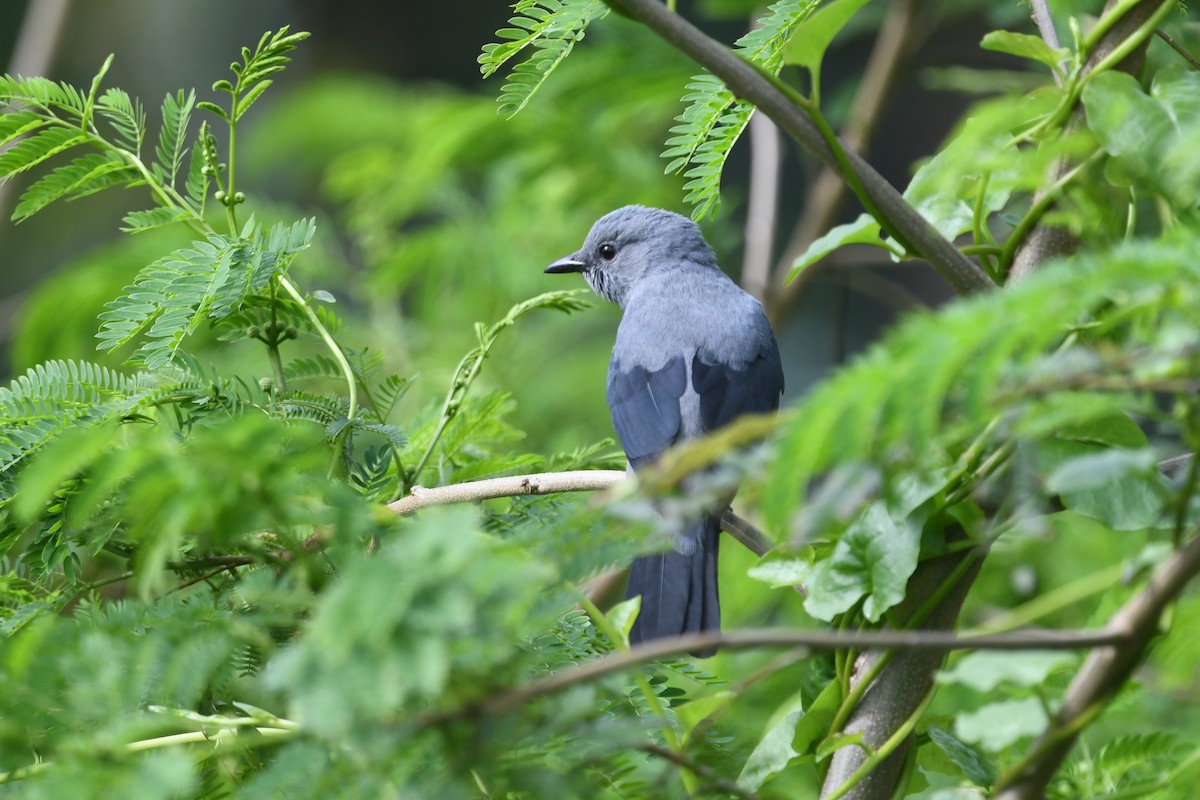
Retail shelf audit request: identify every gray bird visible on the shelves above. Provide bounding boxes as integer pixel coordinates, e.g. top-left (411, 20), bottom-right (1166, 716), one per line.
top-left (546, 205), bottom-right (784, 651)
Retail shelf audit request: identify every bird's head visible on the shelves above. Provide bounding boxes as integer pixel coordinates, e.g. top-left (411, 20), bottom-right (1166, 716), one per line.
top-left (544, 205), bottom-right (717, 307)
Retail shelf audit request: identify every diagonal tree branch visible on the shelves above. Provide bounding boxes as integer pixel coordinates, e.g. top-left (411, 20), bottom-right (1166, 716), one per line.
top-left (601, 0), bottom-right (994, 296)
top-left (994, 532), bottom-right (1200, 799)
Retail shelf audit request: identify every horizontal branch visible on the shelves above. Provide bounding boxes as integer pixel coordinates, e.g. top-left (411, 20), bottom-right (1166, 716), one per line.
top-left (387, 470), bottom-right (628, 512)
top-left (388, 470), bottom-right (776, 557)
top-left (423, 625), bottom-right (1129, 725)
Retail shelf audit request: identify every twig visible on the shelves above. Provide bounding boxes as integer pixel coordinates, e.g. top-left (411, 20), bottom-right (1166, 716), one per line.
top-left (742, 110), bottom-right (782, 302)
top-left (601, 0), bottom-right (992, 296)
top-left (994, 533), bottom-right (1200, 799)
top-left (637, 742), bottom-right (762, 800)
top-left (421, 625), bottom-right (1129, 726)
top-left (1156, 27), bottom-right (1200, 70)
top-left (1030, 0), bottom-right (1065, 86)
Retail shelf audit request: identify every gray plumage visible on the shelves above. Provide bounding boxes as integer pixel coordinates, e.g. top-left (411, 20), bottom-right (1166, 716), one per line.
top-left (546, 205), bottom-right (784, 653)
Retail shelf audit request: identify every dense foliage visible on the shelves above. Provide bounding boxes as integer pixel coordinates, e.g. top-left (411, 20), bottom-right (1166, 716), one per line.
top-left (2, 2), bottom-right (1200, 798)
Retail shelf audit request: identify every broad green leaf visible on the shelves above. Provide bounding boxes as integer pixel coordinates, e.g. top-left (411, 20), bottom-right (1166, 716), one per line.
top-left (783, 0), bottom-right (872, 74)
top-left (928, 725), bottom-right (997, 787)
top-left (980, 30), bottom-right (1066, 71)
top-left (904, 114), bottom-right (1017, 242)
top-left (747, 551), bottom-right (813, 588)
top-left (677, 690), bottom-right (737, 741)
top-left (737, 682), bottom-right (806, 790)
top-left (1045, 448), bottom-right (1157, 494)
top-left (804, 500), bottom-right (923, 622)
top-left (938, 650), bottom-right (1075, 692)
top-left (788, 213), bottom-right (894, 283)
top-left (1083, 68), bottom-right (1200, 206)
top-left (955, 697), bottom-right (1049, 752)
top-left (738, 708), bottom-right (804, 791)
top-left (1036, 439), bottom-right (1168, 531)
top-left (792, 679), bottom-right (841, 755)
top-left (606, 595), bottom-right (640, 643)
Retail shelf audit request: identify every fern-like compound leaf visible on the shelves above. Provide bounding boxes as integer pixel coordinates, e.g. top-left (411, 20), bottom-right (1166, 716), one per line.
top-left (480, 0), bottom-right (611, 118)
top-left (97, 219), bottom-right (316, 368)
top-left (97, 87), bottom-right (146, 155)
top-left (664, 0), bottom-right (821, 219)
top-left (0, 75), bottom-right (86, 115)
top-left (0, 127), bottom-right (87, 180)
top-left (12, 153), bottom-right (136, 222)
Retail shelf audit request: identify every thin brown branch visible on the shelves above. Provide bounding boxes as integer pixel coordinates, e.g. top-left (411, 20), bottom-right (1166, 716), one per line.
top-left (1156, 27), bottom-right (1200, 71)
top-left (637, 742), bottom-right (762, 800)
top-left (602, 0), bottom-right (992, 296)
top-left (422, 624), bottom-right (1129, 727)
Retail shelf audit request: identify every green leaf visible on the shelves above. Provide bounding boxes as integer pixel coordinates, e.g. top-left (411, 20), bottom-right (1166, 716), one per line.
top-left (904, 115), bottom-right (1017, 243)
top-left (0, 127), bottom-right (87, 179)
top-left (787, 213), bottom-right (895, 283)
top-left (676, 690), bottom-right (736, 740)
top-left (804, 500), bottom-right (923, 622)
top-left (980, 30), bottom-right (1066, 71)
top-left (605, 595), bottom-right (639, 643)
top-left (1083, 68), bottom-right (1200, 206)
top-left (938, 650), bottom-right (1075, 692)
top-left (0, 110), bottom-right (47, 147)
top-left (121, 207), bottom-right (190, 233)
top-left (12, 153), bottom-right (134, 222)
top-left (738, 692), bottom-right (806, 791)
top-left (783, 0), bottom-right (872, 74)
top-left (928, 725), bottom-right (997, 788)
top-left (155, 89), bottom-right (195, 185)
top-left (663, 0), bottom-right (820, 218)
top-left (1045, 447), bottom-right (1157, 494)
top-left (955, 697), bottom-right (1049, 752)
top-left (1036, 439), bottom-right (1168, 531)
top-left (97, 87), bottom-right (145, 153)
top-left (747, 550), bottom-right (813, 588)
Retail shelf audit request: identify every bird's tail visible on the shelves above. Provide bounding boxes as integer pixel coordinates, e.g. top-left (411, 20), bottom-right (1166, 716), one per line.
top-left (626, 516), bottom-right (720, 657)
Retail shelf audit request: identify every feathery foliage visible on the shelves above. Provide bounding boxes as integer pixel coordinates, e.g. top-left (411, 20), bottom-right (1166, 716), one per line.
top-left (480, 0), bottom-right (612, 117)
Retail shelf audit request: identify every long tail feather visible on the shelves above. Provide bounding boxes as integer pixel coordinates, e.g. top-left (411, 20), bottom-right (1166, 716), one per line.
top-left (625, 516), bottom-right (720, 656)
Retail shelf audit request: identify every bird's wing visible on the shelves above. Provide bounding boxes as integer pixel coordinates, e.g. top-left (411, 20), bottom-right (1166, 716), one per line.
top-left (607, 357), bottom-right (688, 470)
top-left (691, 337), bottom-right (784, 432)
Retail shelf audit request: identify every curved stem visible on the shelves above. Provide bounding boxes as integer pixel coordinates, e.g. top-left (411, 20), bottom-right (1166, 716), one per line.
top-left (823, 688), bottom-right (937, 800)
top-left (275, 274), bottom-right (357, 420)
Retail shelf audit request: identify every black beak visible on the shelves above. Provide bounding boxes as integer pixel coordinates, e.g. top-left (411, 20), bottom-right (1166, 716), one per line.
top-left (545, 255), bottom-right (586, 274)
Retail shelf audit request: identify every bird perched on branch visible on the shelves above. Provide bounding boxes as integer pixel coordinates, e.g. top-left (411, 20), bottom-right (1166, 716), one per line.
top-left (545, 205), bottom-right (783, 654)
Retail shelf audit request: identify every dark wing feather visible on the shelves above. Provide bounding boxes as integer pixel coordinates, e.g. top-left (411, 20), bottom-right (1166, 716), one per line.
top-left (691, 340), bottom-right (784, 433)
top-left (607, 357), bottom-right (688, 469)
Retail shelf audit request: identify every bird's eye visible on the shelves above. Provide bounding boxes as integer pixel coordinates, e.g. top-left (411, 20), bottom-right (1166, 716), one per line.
top-left (599, 243), bottom-right (617, 260)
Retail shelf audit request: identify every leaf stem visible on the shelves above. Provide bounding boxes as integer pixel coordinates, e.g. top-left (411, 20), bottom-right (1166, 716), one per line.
top-left (275, 274), bottom-right (356, 421)
top-left (577, 595), bottom-right (697, 795)
top-left (823, 687), bottom-right (937, 800)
